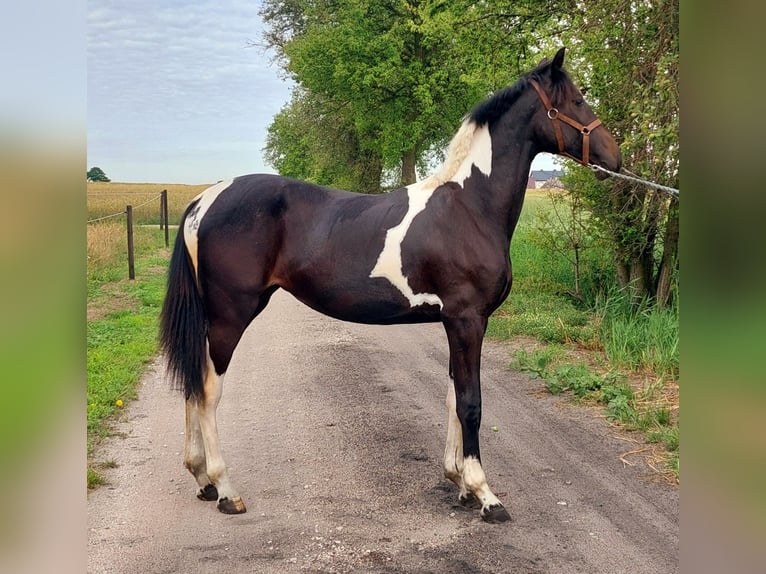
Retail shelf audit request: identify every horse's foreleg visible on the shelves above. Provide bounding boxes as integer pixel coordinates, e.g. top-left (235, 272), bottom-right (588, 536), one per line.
top-left (196, 357), bottom-right (246, 514)
top-left (444, 379), bottom-right (481, 508)
top-left (443, 313), bottom-right (510, 523)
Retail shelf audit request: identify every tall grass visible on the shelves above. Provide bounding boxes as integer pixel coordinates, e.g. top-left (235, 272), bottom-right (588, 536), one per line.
top-left (87, 221), bottom-right (124, 269)
top-left (488, 192), bottom-right (606, 347)
top-left (491, 190), bottom-right (679, 379)
top-left (596, 290), bottom-right (679, 378)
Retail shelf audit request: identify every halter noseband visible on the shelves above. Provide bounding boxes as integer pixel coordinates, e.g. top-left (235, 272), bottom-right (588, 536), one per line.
top-left (529, 79), bottom-right (603, 167)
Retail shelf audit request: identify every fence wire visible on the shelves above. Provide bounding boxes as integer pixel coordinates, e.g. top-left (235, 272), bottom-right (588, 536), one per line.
top-left (87, 210), bottom-right (126, 224)
top-left (86, 193), bottom-right (162, 223)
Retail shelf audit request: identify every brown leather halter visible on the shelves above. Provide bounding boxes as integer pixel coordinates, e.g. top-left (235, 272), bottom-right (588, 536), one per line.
top-left (529, 78), bottom-right (602, 167)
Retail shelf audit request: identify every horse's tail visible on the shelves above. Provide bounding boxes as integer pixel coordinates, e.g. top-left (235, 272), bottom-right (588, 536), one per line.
top-left (159, 200), bottom-right (207, 402)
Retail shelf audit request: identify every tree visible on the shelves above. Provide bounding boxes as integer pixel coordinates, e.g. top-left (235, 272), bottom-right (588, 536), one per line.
top-left (559, 0), bottom-right (679, 306)
top-left (87, 167), bottom-right (110, 182)
top-left (264, 88), bottom-right (383, 193)
top-left (261, 0), bottom-right (559, 188)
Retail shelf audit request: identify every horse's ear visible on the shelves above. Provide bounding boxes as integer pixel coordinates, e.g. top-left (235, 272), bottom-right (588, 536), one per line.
top-left (551, 47), bottom-right (566, 73)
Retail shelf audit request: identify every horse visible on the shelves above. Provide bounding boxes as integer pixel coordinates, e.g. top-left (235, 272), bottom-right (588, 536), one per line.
top-left (159, 47), bottom-right (621, 523)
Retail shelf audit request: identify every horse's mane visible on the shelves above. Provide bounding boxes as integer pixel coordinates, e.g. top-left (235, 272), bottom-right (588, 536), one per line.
top-left (421, 58), bottom-right (570, 187)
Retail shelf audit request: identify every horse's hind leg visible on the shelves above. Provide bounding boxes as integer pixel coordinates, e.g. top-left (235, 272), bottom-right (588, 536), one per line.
top-left (196, 358), bottom-right (245, 514)
top-left (191, 287), bottom-right (277, 514)
top-left (184, 399), bottom-right (218, 501)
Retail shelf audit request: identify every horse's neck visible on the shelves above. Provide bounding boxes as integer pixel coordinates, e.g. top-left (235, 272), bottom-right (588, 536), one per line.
top-left (463, 124), bottom-right (537, 239)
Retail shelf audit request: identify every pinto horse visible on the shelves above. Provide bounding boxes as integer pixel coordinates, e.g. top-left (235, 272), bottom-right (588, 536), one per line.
top-left (160, 47), bottom-right (621, 523)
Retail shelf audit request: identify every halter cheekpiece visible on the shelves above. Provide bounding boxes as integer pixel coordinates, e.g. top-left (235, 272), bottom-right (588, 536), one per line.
top-left (528, 78), bottom-right (603, 167)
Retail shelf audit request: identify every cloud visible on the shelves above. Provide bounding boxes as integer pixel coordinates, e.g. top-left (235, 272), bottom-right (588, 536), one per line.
top-left (88, 0), bottom-right (292, 183)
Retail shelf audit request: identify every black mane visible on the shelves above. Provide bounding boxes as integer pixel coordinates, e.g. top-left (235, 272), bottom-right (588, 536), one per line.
top-left (469, 59), bottom-right (570, 127)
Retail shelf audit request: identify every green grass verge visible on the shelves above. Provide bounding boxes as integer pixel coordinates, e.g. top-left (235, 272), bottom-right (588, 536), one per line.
top-left (512, 348), bottom-right (679, 479)
top-left (488, 193), bottom-right (679, 480)
top-left (86, 228), bottom-right (170, 487)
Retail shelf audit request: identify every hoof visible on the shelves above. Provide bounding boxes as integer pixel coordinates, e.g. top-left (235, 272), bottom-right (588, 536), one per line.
top-left (481, 504), bottom-right (511, 524)
top-left (196, 484), bottom-right (218, 501)
top-left (217, 496), bottom-right (247, 514)
top-left (458, 492), bottom-right (482, 510)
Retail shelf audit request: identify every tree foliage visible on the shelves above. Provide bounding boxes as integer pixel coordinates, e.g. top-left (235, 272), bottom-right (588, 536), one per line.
top-left (264, 88), bottom-right (383, 193)
top-left (559, 0), bottom-right (679, 306)
top-left (260, 0), bottom-right (563, 189)
top-left (87, 166), bottom-right (110, 182)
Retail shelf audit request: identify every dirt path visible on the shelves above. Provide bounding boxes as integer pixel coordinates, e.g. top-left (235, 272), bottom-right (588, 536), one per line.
top-left (87, 290), bottom-right (678, 573)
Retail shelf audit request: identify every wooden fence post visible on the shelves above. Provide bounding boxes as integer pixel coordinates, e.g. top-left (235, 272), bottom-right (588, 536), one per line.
top-left (161, 189), bottom-right (169, 247)
top-left (159, 191), bottom-right (165, 230)
top-left (126, 205), bottom-right (135, 280)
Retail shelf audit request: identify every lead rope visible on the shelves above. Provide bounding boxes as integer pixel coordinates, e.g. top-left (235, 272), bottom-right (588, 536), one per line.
top-left (589, 164), bottom-right (679, 197)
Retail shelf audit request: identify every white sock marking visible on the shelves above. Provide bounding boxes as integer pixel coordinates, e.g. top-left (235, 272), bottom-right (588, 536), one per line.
top-left (463, 455), bottom-right (502, 510)
top-left (444, 382), bottom-right (464, 488)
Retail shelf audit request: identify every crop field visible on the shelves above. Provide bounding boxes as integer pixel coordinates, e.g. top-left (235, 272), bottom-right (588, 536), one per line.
top-left (87, 181), bottom-right (210, 226)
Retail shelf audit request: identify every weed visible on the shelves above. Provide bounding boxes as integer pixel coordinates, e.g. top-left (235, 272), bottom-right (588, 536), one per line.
top-left (511, 347), bottom-right (561, 378)
top-left (511, 347), bottom-right (678, 479)
top-left (87, 467), bottom-right (107, 489)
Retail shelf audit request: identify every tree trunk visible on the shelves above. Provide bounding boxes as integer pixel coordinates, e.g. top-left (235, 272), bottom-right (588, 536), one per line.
top-left (655, 199), bottom-right (679, 307)
top-left (401, 149), bottom-right (417, 186)
top-left (359, 152), bottom-right (383, 194)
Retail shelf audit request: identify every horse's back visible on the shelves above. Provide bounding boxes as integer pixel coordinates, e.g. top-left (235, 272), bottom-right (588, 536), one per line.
top-left (189, 174), bottom-right (434, 323)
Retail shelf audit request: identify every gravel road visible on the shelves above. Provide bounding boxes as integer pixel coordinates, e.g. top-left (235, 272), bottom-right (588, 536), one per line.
top-left (88, 290), bottom-right (678, 573)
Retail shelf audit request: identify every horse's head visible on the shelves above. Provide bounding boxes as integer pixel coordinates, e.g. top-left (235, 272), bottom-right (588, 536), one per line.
top-left (529, 48), bottom-right (621, 178)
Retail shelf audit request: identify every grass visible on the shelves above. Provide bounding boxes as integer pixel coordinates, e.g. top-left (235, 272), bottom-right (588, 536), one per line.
top-left (596, 291), bottom-right (679, 379)
top-left (490, 190), bottom-right (679, 480)
top-left (86, 223), bottom-right (171, 487)
top-left (86, 182), bottom-right (205, 487)
top-left (488, 192), bottom-right (606, 348)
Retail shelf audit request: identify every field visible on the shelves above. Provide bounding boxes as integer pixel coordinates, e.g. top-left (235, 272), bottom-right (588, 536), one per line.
top-left (87, 181), bottom-right (210, 226)
top-left (86, 184), bottom-right (679, 484)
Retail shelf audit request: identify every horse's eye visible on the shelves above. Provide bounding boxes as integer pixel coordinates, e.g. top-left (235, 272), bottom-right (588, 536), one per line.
top-left (574, 98), bottom-right (584, 106)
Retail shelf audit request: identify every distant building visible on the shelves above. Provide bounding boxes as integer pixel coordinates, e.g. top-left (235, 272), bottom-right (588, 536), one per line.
top-left (527, 169), bottom-right (565, 189)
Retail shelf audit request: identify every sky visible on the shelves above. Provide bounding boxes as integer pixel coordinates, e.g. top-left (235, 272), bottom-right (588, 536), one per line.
top-left (87, 0), bottom-right (558, 185)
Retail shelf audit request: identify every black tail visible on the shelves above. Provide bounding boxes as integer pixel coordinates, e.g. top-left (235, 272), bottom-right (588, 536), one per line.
top-left (159, 200), bottom-right (207, 402)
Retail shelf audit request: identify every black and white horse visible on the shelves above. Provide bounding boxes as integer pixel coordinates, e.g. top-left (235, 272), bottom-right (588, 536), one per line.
top-left (160, 48), bottom-right (621, 523)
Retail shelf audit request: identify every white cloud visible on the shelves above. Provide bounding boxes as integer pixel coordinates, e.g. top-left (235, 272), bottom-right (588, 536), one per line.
top-left (87, 0), bottom-right (292, 183)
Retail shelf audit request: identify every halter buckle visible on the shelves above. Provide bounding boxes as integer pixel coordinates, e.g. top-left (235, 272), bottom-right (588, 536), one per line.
top-left (547, 108), bottom-right (559, 120)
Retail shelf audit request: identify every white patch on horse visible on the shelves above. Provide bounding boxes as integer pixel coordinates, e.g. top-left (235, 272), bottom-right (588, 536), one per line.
top-left (369, 119), bottom-right (493, 307)
top-left (444, 382), bottom-right (465, 492)
top-left (184, 179), bottom-right (234, 276)
top-left (420, 119), bottom-right (493, 188)
top-left (462, 455), bottom-right (503, 511)
top-left (370, 180), bottom-right (443, 308)
top-left (448, 123), bottom-right (493, 186)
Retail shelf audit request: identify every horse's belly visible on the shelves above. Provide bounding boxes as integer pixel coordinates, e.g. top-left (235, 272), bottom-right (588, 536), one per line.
top-left (283, 278), bottom-right (441, 326)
